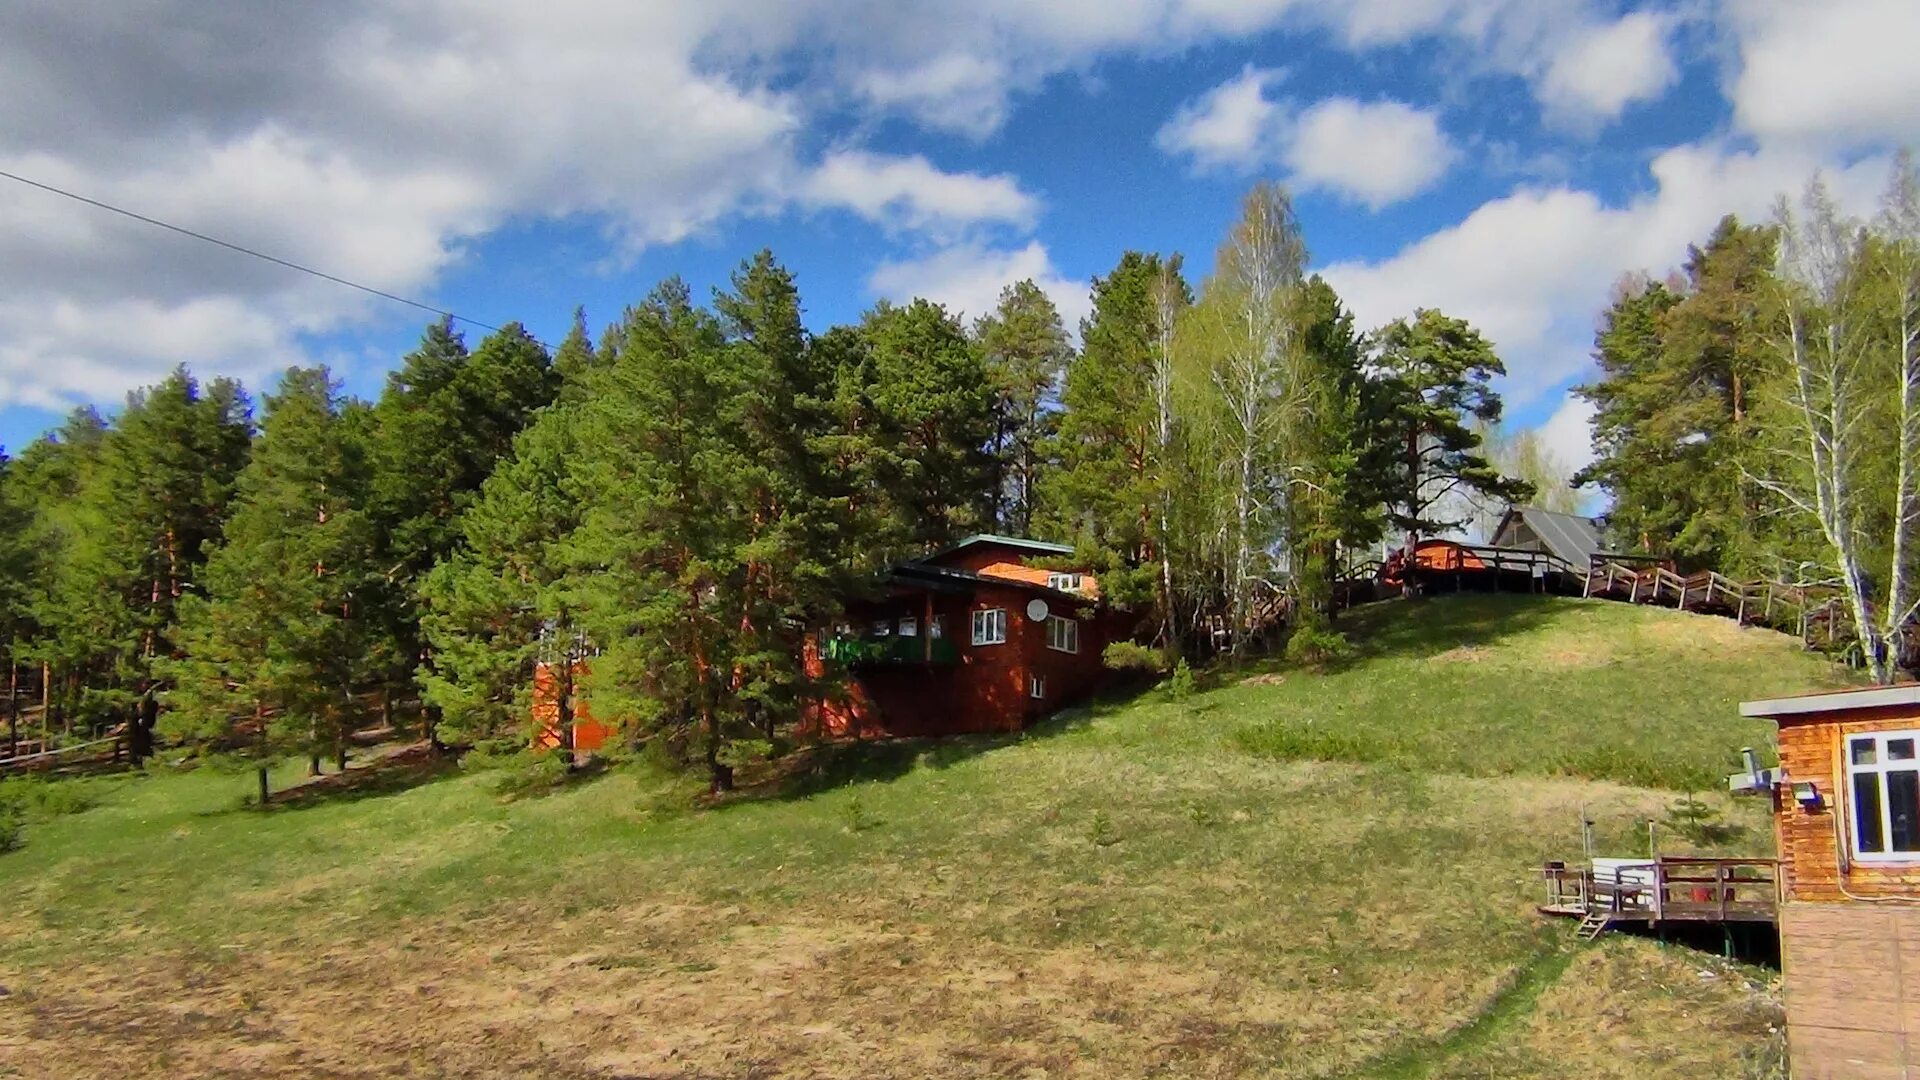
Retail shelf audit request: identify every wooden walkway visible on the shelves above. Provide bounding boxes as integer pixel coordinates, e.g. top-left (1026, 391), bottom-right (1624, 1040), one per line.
top-left (1580, 561), bottom-right (1848, 646)
top-left (1541, 857), bottom-right (1778, 940)
top-left (1338, 543), bottom-right (1859, 657)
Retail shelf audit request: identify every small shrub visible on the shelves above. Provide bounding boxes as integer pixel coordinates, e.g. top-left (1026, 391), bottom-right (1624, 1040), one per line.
top-left (1088, 808), bottom-right (1122, 847)
top-left (1284, 623), bottom-right (1354, 670)
top-left (841, 790), bottom-right (880, 833)
top-left (0, 807), bottom-right (21, 854)
top-left (1168, 659), bottom-right (1197, 698)
top-left (474, 747), bottom-right (575, 799)
top-left (1102, 641), bottom-right (1172, 675)
top-left (0, 777), bottom-right (95, 820)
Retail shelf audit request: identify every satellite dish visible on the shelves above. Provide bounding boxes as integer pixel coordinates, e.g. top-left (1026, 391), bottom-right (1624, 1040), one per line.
top-left (1025, 598), bottom-right (1050, 622)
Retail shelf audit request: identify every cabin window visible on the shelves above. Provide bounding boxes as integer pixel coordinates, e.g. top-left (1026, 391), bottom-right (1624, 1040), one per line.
top-left (1846, 730), bottom-right (1920, 860)
top-left (971, 608), bottom-right (1007, 646)
top-left (1030, 675), bottom-right (1046, 700)
top-left (871, 620), bottom-right (891, 637)
top-left (898, 617), bottom-right (918, 637)
top-left (1046, 615), bottom-right (1079, 654)
top-left (928, 615), bottom-right (945, 640)
top-left (1048, 572), bottom-right (1084, 593)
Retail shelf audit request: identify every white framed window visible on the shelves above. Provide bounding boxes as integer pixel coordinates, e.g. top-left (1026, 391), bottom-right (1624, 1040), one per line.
top-left (971, 608), bottom-right (1007, 646)
top-left (1045, 615), bottom-right (1079, 654)
top-left (898, 616), bottom-right (918, 637)
top-left (1847, 730), bottom-right (1920, 861)
top-left (871, 619), bottom-right (891, 637)
top-left (928, 615), bottom-right (945, 640)
top-left (1030, 675), bottom-right (1046, 700)
top-left (1048, 572), bottom-right (1084, 593)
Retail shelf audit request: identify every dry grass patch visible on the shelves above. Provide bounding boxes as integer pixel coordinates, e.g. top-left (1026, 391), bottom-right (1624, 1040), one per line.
top-left (1446, 940), bottom-right (1785, 1079)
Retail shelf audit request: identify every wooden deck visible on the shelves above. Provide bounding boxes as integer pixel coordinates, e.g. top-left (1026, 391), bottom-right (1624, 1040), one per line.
top-left (1541, 857), bottom-right (1778, 939)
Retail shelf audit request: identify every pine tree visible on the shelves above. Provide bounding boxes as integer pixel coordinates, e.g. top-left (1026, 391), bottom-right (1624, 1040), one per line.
top-left (1575, 219), bottom-right (1780, 571)
top-left (1286, 277), bottom-right (1390, 632)
top-left (855, 299), bottom-right (994, 552)
top-left (974, 280), bottom-right (1073, 535)
top-left (1041, 251), bottom-right (1191, 627)
top-left (367, 319), bottom-right (557, 737)
top-left (164, 368), bottom-right (378, 799)
top-left (1372, 309), bottom-right (1531, 579)
top-left (561, 278), bottom-right (751, 788)
top-left (418, 409), bottom-right (584, 747)
top-left (552, 306), bottom-right (602, 399)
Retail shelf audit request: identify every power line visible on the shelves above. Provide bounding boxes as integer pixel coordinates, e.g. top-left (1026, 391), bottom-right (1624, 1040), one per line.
top-left (0, 167), bottom-right (540, 346)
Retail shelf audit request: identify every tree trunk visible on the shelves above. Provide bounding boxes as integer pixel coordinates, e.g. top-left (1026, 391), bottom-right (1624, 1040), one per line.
top-left (39, 661), bottom-right (49, 743)
top-left (257, 766), bottom-right (271, 807)
top-left (6, 657), bottom-right (16, 759)
top-left (703, 700), bottom-right (731, 794)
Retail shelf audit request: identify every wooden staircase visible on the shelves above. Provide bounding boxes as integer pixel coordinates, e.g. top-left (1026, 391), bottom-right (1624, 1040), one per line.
top-left (1576, 911), bottom-right (1613, 941)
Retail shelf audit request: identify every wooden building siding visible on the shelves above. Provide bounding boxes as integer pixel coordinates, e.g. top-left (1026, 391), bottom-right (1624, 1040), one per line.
top-left (1755, 692), bottom-right (1920, 1078)
top-left (531, 660), bottom-right (613, 753)
top-left (805, 578), bottom-right (1120, 740)
top-left (1780, 902), bottom-right (1920, 1078)
top-left (934, 541), bottom-right (1102, 599)
top-left (1776, 706), bottom-right (1920, 902)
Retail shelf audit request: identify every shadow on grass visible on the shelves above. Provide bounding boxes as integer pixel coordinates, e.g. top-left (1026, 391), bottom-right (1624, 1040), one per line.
top-left (720, 676), bottom-right (1162, 807)
top-left (268, 743), bottom-right (464, 812)
top-left (1335, 592), bottom-right (1574, 664)
top-left (1604, 919), bottom-right (1781, 969)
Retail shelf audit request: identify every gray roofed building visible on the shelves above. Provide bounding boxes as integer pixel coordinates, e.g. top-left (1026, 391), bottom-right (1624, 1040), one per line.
top-left (1490, 506), bottom-right (1609, 569)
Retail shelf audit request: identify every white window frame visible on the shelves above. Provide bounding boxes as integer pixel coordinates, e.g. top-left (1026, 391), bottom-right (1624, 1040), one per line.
top-left (971, 608), bottom-right (1007, 646)
top-left (1845, 728), bottom-right (1920, 863)
top-left (898, 616), bottom-right (918, 638)
top-left (1045, 615), bottom-right (1079, 654)
top-left (1030, 675), bottom-right (1046, 700)
top-left (1048, 572), bottom-right (1084, 594)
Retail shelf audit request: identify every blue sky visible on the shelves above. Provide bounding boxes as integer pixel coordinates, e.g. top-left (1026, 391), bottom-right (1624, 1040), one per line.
top-left (3, 1), bottom-right (1917, 478)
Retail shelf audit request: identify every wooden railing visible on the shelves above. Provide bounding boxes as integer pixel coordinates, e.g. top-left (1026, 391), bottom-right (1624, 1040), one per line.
top-left (1542, 857), bottom-right (1777, 924)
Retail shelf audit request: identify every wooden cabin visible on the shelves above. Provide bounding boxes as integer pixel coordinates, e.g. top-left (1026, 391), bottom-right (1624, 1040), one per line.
top-left (1742, 685), bottom-right (1920, 1078)
top-left (806, 535), bottom-right (1133, 738)
top-left (1490, 505), bottom-right (1609, 568)
top-left (530, 659), bottom-right (612, 753)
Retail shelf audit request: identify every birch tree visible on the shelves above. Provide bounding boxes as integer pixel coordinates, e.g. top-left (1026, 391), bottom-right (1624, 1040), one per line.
top-left (1193, 182), bottom-right (1308, 647)
top-left (1765, 158), bottom-right (1920, 683)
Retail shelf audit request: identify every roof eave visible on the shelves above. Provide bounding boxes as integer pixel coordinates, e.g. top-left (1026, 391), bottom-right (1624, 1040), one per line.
top-left (1740, 684), bottom-right (1920, 718)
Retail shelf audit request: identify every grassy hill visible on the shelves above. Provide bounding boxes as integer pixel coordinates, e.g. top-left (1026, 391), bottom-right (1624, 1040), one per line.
top-left (0, 595), bottom-right (1846, 1078)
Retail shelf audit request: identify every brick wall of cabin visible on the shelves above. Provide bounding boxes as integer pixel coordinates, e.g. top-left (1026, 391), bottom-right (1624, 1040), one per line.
top-left (1776, 706), bottom-right (1920, 903)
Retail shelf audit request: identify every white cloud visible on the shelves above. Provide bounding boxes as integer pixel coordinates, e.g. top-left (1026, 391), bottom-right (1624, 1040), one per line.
top-left (0, 2), bottom-right (1071, 410)
top-left (1321, 141), bottom-right (1895, 411)
top-left (1284, 98), bottom-right (1457, 209)
top-left (1536, 392), bottom-right (1596, 479)
top-left (1537, 12), bottom-right (1679, 129)
top-left (4, 0), bottom-right (1913, 418)
top-left (800, 150), bottom-right (1040, 237)
top-left (1727, 0), bottom-right (1920, 148)
top-left (868, 241), bottom-right (1092, 336)
top-left (1158, 76), bottom-right (1455, 208)
top-left (1155, 67), bottom-right (1286, 171)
